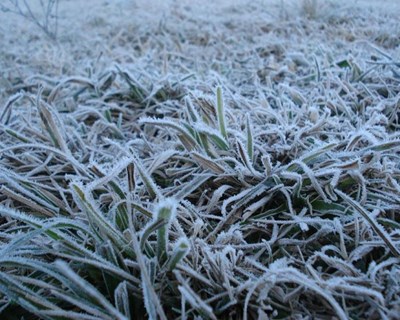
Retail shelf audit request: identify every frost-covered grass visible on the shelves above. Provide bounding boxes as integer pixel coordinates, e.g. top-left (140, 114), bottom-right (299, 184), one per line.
top-left (0, 0), bottom-right (400, 319)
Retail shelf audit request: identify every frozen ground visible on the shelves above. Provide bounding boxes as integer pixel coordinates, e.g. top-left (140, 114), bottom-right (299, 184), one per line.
top-left (1, 0), bottom-right (399, 103)
top-left (0, 0), bottom-right (400, 319)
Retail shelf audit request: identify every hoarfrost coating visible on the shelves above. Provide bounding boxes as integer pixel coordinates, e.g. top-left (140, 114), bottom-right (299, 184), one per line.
top-left (0, 0), bottom-right (400, 319)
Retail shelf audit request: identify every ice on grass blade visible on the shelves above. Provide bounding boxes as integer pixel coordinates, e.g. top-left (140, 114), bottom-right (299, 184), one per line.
top-left (54, 260), bottom-right (127, 320)
top-left (191, 152), bottom-right (225, 174)
top-left (147, 149), bottom-right (178, 175)
top-left (47, 76), bottom-right (96, 102)
top-left (127, 163), bottom-right (135, 192)
top-left (0, 186), bottom-right (55, 217)
top-left (139, 117), bottom-right (198, 151)
top-left (71, 183), bottom-right (135, 258)
top-left (246, 113), bottom-right (254, 161)
top-left (131, 153), bottom-right (161, 200)
top-left (193, 123), bottom-right (229, 151)
top-left (289, 159), bottom-right (330, 203)
top-left (87, 157), bottom-right (133, 192)
top-left (325, 276), bottom-right (385, 304)
top-left (335, 189), bottom-right (400, 258)
top-left (32, 90), bottom-right (69, 154)
top-left (140, 218), bottom-right (168, 252)
top-left (0, 142), bottom-right (88, 176)
top-left (173, 174), bottom-right (212, 201)
top-left (130, 228), bottom-right (167, 320)
top-left (273, 265), bottom-right (348, 320)
top-left (34, 309), bottom-right (107, 320)
top-left (167, 237), bottom-right (190, 271)
top-left (0, 92), bottom-right (22, 124)
top-left (0, 205), bottom-right (43, 228)
top-left (142, 275), bottom-right (158, 320)
top-left (365, 139), bottom-right (400, 152)
top-left (49, 289), bottom-right (114, 319)
top-left (185, 96), bottom-right (200, 123)
top-left (114, 281), bottom-right (131, 319)
top-left (0, 269), bottom-right (59, 310)
top-left (0, 171), bottom-right (61, 216)
top-left (3, 126), bottom-right (31, 142)
top-left (297, 142), bottom-right (337, 165)
top-left (236, 139), bottom-right (260, 177)
top-left (215, 87), bottom-right (228, 141)
top-left (155, 198), bottom-right (178, 265)
top-left (49, 245), bottom-right (140, 285)
top-left (175, 271), bottom-right (217, 320)
top-left (261, 154), bottom-right (273, 176)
